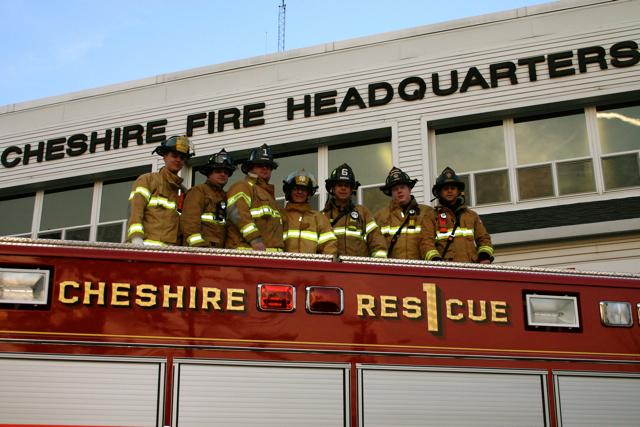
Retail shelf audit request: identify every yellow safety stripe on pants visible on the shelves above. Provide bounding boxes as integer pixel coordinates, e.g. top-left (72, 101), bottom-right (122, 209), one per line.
top-left (201, 213), bottom-right (225, 225)
top-left (236, 246), bottom-right (283, 252)
top-left (227, 191), bottom-right (251, 208)
top-left (187, 233), bottom-right (206, 246)
top-left (318, 231), bottom-right (337, 245)
top-left (250, 205), bottom-right (282, 219)
top-left (333, 227), bottom-right (365, 240)
top-left (240, 222), bottom-right (258, 238)
top-left (127, 223), bottom-right (144, 237)
top-left (435, 228), bottom-right (474, 241)
top-left (364, 221), bottom-right (378, 236)
top-left (283, 229), bottom-right (319, 242)
top-left (380, 225), bottom-right (423, 235)
top-left (425, 249), bottom-right (440, 261)
top-left (372, 250), bottom-right (388, 258)
top-left (128, 186), bottom-right (151, 202)
top-left (147, 196), bottom-right (177, 210)
top-left (143, 239), bottom-right (166, 246)
top-left (478, 245), bottom-right (494, 257)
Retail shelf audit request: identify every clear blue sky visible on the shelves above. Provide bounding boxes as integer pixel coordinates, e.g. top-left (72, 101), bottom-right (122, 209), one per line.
top-left (1, 0), bottom-right (548, 106)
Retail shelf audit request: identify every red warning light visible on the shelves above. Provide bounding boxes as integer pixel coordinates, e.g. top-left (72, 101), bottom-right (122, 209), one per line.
top-left (257, 284), bottom-right (295, 312)
top-left (306, 286), bottom-right (343, 314)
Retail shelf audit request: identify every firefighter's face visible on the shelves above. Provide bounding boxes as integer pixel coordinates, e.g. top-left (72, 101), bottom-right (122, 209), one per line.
top-left (391, 184), bottom-right (411, 206)
top-left (333, 182), bottom-right (353, 201)
top-left (291, 185), bottom-right (309, 203)
top-left (208, 169), bottom-right (230, 187)
top-left (163, 152), bottom-right (186, 174)
top-left (440, 184), bottom-right (460, 204)
top-left (250, 164), bottom-right (273, 182)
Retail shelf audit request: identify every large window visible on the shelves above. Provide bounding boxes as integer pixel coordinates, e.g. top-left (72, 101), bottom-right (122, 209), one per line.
top-left (433, 102), bottom-right (640, 207)
top-left (98, 178), bottom-right (136, 243)
top-left (0, 194), bottom-right (35, 237)
top-left (39, 186), bottom-right (93, 240)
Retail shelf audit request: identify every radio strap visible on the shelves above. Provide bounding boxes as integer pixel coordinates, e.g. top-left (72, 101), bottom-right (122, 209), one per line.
top-left (440, 209), bottom-right (461, 260)
top-left (387, 206), bottom-right (417, 255)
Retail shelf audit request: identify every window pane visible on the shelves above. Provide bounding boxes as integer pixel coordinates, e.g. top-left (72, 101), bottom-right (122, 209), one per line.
top-left (0, 194), bottom-right (35, 236)
top-left (597, 105), bottom-right (640, 154)
top-left (100, 179), bottom-right (135, 222)
top-left (41, 186), bottom-right (92, 230)
top-left (435, 124), bottom-right (505, 172)
top-left (328, 142), bottom-right (392, 185)
top-left (362, 186), bottom-right (389, 215)
top-left (515, 113), bottom-right (588, 164)
top-left (458, 175), bottom-right (473, 206)
top-left (65, 227), bottom-right (90, 241)
top-left (272, 151), bottom-right (318, 199)
top-left (518, 165), bottom-right (554, 200)
top-left (557, 159), bottom-right (595, 195)
top-left (38, 231), bottom-right (62, 240)
top-left (475, 170), bottom-right (510, 205)
top-left (97, 223), bottom-right (124, 243)
top-left (602, 154), bottom-right (640, 190)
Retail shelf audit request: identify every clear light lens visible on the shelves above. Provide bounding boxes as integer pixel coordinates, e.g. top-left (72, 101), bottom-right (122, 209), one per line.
top-left (257, 284), bottom-right (295, 312)
top-left (600, 301), bottom-right (633, 327)
top-left (526, 294), bottom-right (579, 328)
top-left (306, 286), bottom-right (343, 314)
top-left (0, 268), bottom-right (49, 305)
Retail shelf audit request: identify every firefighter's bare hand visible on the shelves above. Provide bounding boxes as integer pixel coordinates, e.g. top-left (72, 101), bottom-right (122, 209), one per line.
top-left (250, 240), bottom-right (266, 251)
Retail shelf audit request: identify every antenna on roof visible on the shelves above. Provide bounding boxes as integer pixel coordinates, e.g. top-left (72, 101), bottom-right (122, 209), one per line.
top-left (278, 0), bottom-right (286, 52)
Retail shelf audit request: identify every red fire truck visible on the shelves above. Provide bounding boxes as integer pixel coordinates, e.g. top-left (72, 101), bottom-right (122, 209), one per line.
top-left (0, 236), bottom-right (639, 426)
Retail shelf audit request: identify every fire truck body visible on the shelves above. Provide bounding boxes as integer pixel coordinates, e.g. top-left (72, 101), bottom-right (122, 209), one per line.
top-left (0, 237), bottom-right (639, 426)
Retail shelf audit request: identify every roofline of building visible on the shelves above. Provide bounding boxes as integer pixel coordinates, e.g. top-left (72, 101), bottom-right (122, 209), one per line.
top-left (1, 0), bottom-right (614, 114)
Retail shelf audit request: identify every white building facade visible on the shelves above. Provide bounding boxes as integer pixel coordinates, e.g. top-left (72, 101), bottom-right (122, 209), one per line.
top-left (1, 0), bottom-right (639, 272)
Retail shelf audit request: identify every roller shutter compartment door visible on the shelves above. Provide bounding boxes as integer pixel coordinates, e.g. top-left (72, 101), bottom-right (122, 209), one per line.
top-left (174, 361), bottom-right (349, 427)
top-left (0, 356), bottom-right (164, 426)
top-left (359, 367), bottom-right (548, 427)
top-left (555, 373), bottom-right (640, 427)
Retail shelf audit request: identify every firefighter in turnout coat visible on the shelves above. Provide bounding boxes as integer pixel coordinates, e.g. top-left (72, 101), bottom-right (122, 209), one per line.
top-left (321, 164), bottom-right (387, 258)
top-left (181, 149), bottom-right (235, 248)
top-left (428, 166), bottom-right (494, 263)
top-left (282, 170), bottom-right (337, 255)
top-left (225, 144), bottom-right (284, 252)
top-left (374, 167), bottom-right (436, 260)
top-left (127, 135), bottom-right (193, 246)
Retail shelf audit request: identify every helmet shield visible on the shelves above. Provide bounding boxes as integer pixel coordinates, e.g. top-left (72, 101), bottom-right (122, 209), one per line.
top-left (379, 167), bottom-right (417, 196)
top-left (153, 135), bottom-right (195, 158)
top-left (283, 169), bottom-right (318, 201)
top-left (199, 149), bottom-right (236, 177)
top-left (432, 166), bottom-right (465, 198)
top-left (241, 144), bottom-right (279, 174)
top-left (325, 163), bottom-right (360, 194)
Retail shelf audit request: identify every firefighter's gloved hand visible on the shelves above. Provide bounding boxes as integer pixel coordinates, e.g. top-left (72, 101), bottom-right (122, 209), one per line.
top-left (131, 236), bottom-right (144, 246)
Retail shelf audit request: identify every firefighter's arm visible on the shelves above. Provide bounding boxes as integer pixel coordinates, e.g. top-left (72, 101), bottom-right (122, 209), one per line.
top-left (362, 207), bottom-right (387, 258)
top-left (226, 181), bottom-right (263, 247)
top-left (127, 174), bottom-right (152, 243)
top-left (181, 187), bottom-right (208, 247)
top-left (474, 212), bottom-right (494, 263)
top-left (420, 208), bottom-right (442, 261)
top-left (316, 213), bottom-right (338, 256)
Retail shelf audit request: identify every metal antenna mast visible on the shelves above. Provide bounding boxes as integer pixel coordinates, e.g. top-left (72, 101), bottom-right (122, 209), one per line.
top-left (278, 0), bottom-right (286, 52)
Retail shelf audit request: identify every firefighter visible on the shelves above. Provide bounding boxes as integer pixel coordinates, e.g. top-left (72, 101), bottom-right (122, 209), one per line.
top-left (374, 167), bottom-right (437, 260)
top-left (127, 135), bottom-right (193, 246)
top-left (282, 170), bottom-right (337, 255)
top-left (225, 143), bottom-right (284, 252)
top-left (321, 163), bottom-right (387, 258)
top-left (430, 166), bottom-right (494, 263)
top-left (181, 149), bottom-right (235, 248)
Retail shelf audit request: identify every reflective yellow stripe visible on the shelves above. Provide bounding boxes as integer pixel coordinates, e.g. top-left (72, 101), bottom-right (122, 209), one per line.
top-left (147, 196), bottom-right (177, 210)
top-left (187, 233), bottom-right (206, 246)
top-left (380, 225), bottom-right (423, 235)
top-left (143, 239), bottom-right (166, 246)
top-left (364, 221), bottom-right (378, 236)
top-left (201, 213), bottom-right (225, 225)
top-left (333, 227), bottom-right (365, 240)
top-left (250, 205), bottom-right (281, 219)
top-left (128, 186), bottom-right (151, 201)
top-left (127, 223), bottom-right (144, 237)
top-left (425, 249), bottom-right (440, 260)
top-left (436, 228), bottom-right (474, 241)
top-left (283, 229), bottom-right (319, 242)
top-left (478, 245), bottom-right (494, 256)
top-left (372, 250), bottom-right (388, 258)
top-left (240, 223), bottom-right (258, 238)
top-left (236, 246), bottom-right (283, 252)
top-left (227, 192), bottom-right (251, 207)
top-left (318, 231), bottom-right (337, 245)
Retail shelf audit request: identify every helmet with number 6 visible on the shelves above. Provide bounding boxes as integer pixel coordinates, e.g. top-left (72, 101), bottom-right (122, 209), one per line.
top-left (325, 163), bottom-right (361, 195)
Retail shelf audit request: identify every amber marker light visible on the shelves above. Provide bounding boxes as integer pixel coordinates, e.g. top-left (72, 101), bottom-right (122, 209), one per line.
top-left (257, 284), bottom-right (295, 312)
top-left (306, 286), bottom-right (343, 315)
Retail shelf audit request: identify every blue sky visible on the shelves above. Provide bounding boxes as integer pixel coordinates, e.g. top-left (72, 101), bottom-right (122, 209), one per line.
top-left (1, 0), bottom-right (547, 106)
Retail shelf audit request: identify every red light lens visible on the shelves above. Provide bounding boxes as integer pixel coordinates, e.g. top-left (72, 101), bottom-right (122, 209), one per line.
top-left (306, 286), bottom-right (343, 314)
top-left (258, 284), bottom-right (295, 312)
